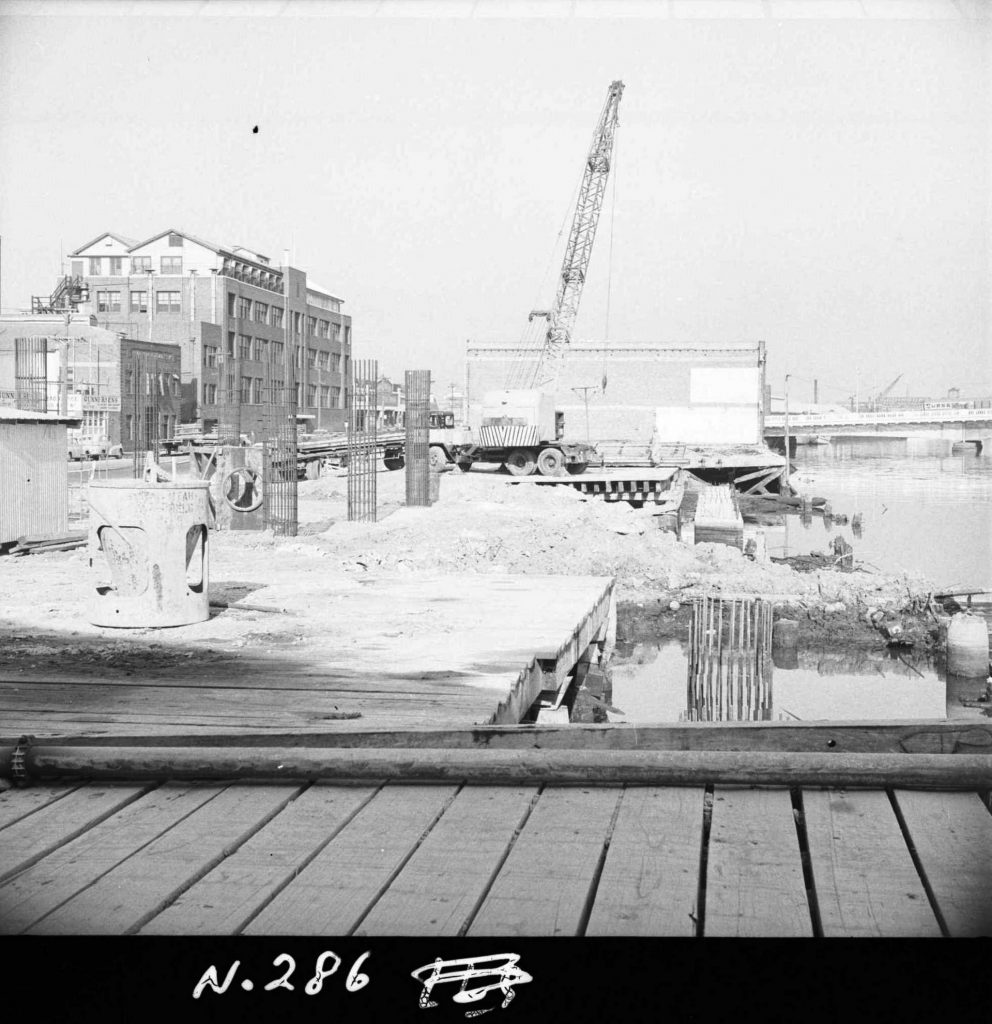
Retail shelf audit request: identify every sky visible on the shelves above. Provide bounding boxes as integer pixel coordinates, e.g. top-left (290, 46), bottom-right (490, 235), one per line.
top-left (0, 0), bottom-right (989, 402)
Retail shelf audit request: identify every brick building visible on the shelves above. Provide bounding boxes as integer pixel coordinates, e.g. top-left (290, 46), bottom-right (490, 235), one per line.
top-left (466, 342), bottom-right (767, 444)
top-left (0, 313), bottom-right (181, 452)
top-left (33, 229), bottom-right (353, 434)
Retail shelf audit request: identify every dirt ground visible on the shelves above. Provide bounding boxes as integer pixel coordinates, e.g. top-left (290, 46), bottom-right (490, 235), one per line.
top-left (0, 463), bottom-right (940, 670)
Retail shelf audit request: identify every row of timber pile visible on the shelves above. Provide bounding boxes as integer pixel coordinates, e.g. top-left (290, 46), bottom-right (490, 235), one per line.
top-left (687, 484), bottom-right (744, 548)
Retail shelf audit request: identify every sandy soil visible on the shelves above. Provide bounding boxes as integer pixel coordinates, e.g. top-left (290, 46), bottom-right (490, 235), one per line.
top-left (0, 464), bottom-right (938, 670)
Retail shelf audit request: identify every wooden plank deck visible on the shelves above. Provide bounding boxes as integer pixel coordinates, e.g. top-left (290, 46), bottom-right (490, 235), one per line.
top-left (2, 778), bottom-right (988, 936)
top-left (0, 572), bottom-right (614, 737)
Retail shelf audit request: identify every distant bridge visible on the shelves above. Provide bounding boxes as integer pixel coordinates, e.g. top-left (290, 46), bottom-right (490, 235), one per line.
top-left (764, 407), bottom-right (992, 447)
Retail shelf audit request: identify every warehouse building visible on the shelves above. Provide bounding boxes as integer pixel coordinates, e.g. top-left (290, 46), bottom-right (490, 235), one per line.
top-left (465, 341), bottom-right (767, 445)
top-left (32, 229), bottom-right (352, 434)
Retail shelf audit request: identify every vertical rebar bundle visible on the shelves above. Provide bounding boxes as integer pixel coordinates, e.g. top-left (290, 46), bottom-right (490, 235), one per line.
top-left (14, 337), bottom-right (48, 413)
top-left (347, 358), bottom-right (378, 523)
top-left (687, 596), bottom-right (774, 722)
top-left (261, 352), bottom-right (297, 536)
top-left (129, 351), bottom-right (163, 479)
top-left (405, 370), bottom-right (431, 507)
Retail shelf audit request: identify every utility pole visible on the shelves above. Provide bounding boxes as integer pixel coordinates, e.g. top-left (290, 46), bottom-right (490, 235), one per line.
top-left (783, 373), bottom-right (791, 487)
top-left (571, 385), bottom-right (596, 443)
top-left (813, 378), bottom-right (818, 405)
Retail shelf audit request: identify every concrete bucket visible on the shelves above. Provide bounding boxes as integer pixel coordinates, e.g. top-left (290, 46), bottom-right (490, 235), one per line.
top-left (87, 479), bottom-right (211, 627)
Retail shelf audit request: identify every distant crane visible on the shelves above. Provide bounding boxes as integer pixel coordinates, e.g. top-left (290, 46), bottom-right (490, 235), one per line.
top-left (870, 372), bottom-right (903, 410)
top-left (519, 79), bottom-right (624, 391)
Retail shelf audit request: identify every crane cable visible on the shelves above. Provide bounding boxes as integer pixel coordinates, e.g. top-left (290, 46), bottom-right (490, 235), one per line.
top-left (602, 124), bottom-right (620, 393)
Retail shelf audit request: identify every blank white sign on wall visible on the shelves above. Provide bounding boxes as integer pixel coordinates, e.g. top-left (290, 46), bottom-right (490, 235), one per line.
top-left (690, 367), bottom-right (761, 405)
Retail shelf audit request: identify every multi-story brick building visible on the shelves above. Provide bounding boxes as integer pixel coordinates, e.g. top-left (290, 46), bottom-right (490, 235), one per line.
top-left (0, 312), bottom-right (182, 452)
top-left (35, 229), bottom-right (352, 434)
top-left (466, 341), bottom-right (767, 444)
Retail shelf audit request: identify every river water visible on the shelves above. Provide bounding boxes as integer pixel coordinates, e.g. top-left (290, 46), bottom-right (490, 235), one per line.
top-left (608, 438), bottom-right (991, 724)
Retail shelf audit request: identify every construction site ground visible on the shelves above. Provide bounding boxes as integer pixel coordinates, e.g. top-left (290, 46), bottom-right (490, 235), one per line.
top-left (0, 463), bottom-right (940, 684)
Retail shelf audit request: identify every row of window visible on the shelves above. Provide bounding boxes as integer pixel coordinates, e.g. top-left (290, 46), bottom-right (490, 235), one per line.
top-left (78, 256), bottom-right (182, 277)
top-left (122, 413), bottom-right (178, 443)
top-left (96, 289), bottom-right (182, 314)
top-left (202, 378), bottom-right (342, 409)
top-left (226, 293), bottom-right (347, 342)
top-left (122, 370), bottom-right (182, 398)
top-left (208, 335), bottom-right (345, 373)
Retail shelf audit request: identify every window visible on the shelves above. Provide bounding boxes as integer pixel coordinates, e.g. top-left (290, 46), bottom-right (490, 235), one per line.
top-left (160, 256), bottom-right (182, 275)
top-left (227, 331), bottom-right (235, 357)
top-left (318, 319), bottom-right (330, 338)
top-left (71, 260), bottom-right (83, 277)
top-left (307, 348), bottom-right (317, 367)
top-left (238, 335), bottom-right (252, 359)
top-left (226, 373), bottom-right (236, 402)
top-left (344, 326), bottom-right (351, 346)
top-left (124, 414), bottom-right (133, 441)
top-left (89, 257), bottom-right (102, 275)
top-left (241, 376), bottom-right (252, 403)
top-left (132, 256), bottom-right (152, 273)
top-left (204, 383), bottom-right (217, 404)
top-left (320, 385), bottom-right (331, 408)
top-left (316, 350), bottom-right (329, 370)
top-left (270, 340), bottom-right (285, 363)
top-left (227, 292), bottom-right (237, 317)
top-left (203, 346), bottom-right (219, 368)
top-left (270, 306), bottom-right (284, 327)
top-left (332, 323), bottom-right (342, 344)
top-left (251, 338), bottom-right (265, 361)
top-left (251, 378), bottom-right (265, 404)
top-left (331, 386), bottom-right (341, 406)
top-left (296, 382), bottom-right (303, 407)
top-left (255, 302), bottom-right (268, 323)
top-left (96, 290), bottom-right (121, 313)
top-left (237, 297), bottom-right (252, 319)
top-left (295, 345), bottom-right (302, 368)
top-left (306, 384), bottom-right (318, 407)
top-left (155, 291), bottom-right (181, 312)
top-left (332, 353), bottom-right (342, 373)
top-left (293, 312), bottom-right (302, 335)
top-left (130, 291), bottom-right (147, 313)
top-left (307, 316), bottom-right (317, 335)
top-left (109, 257), bottom-right (123, 275)
top-left (168, 232), bottom-right (183, 247)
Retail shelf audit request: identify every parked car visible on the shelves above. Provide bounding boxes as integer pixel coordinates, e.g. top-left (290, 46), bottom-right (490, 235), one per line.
top-left (67, 436), bottom-right (124, 461)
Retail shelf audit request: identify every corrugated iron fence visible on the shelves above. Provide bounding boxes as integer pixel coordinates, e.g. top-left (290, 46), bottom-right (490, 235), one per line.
top-left (347, 359), bottom-right (378, 522)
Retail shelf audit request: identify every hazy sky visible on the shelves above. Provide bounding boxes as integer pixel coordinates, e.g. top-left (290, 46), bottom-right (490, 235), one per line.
top-left (1, 0), bottom-right (989, 402)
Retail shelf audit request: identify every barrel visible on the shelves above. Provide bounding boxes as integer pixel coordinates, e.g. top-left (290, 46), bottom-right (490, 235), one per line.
top-left (87, 479), bottom-right (211, 628)
top-left (946, 613), bottom-right (990, 679)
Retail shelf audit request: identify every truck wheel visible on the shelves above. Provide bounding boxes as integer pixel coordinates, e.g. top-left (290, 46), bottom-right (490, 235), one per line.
top-left (566, 462), bottom-right (588, 475)
top-left (456, 460), bottom-right (473, 473)
top-left (537, 448), bottom-right (565, 476)
top-left (428, 445), bottom-right (448, 470)
top-left (505, 449), bottom-right (536, 477)
top-left (384, 456), bottom-right (404, 471)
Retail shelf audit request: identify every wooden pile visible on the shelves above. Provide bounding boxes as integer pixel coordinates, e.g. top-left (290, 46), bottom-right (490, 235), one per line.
top-left (4, 532), bottom-right (88, 557)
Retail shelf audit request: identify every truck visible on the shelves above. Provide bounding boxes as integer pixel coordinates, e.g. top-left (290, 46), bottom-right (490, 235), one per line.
top-left (160, 420), bottom-right (219, 455)
top-left (67, 434), bottom-right (124, 461)
top-left (456, 389), bottom-right (598, 476)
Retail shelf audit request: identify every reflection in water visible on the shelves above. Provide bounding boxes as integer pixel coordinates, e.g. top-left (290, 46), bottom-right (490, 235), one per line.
top-left (759, 438), bottom-right (992, 581)
top-left (608, 632), bottom-right (948, 725)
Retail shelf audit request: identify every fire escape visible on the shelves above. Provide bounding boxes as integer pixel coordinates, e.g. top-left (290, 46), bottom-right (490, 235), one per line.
top-left (31, 275), bottom-right (89, 315)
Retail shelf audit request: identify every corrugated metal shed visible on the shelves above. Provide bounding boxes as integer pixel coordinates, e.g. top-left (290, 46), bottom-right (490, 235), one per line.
top-left (1, 407), bottom-right (82, 545)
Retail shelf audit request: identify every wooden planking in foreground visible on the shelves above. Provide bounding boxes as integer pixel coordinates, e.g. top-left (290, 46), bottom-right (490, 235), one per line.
top-left (803, 790), bottom-right (942, 937)
top-left (0, 573), bottom-right (614, 737)
top-left (2, 781), bottom-right (990, 937)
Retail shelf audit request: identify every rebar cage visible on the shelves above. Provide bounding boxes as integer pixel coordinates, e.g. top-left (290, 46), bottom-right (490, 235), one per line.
top-left (405, 369), bottom-right (431, 507)
top-left (687, 596), bottom-right (774, 722)
top-left (347, 359), bottom-right (378, 523)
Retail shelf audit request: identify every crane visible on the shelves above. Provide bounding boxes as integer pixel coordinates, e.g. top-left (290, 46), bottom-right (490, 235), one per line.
top-left (871, 373), bottom-right (903, 409)
top-left (520, 79), bottom-right (624, 390)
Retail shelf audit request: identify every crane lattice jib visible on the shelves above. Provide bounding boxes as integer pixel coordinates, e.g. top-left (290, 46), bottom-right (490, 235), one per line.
top-left (530, 79), bottom-right (624, 390)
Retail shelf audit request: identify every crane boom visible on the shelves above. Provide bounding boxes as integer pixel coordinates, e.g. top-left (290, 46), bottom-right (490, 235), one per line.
top-left (528, 79), bottom-right (624, 390)
top-left (874, 372), bottom-right (903, 405)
